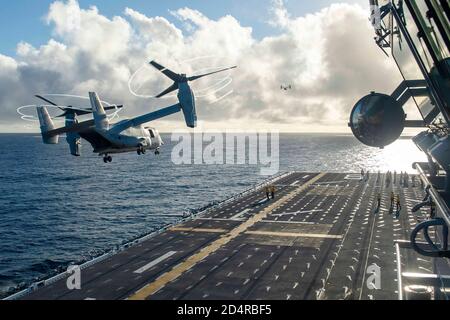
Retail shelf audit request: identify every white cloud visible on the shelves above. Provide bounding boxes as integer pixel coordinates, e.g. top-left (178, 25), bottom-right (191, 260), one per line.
top-left (0, 0), bottom-right (403, 132)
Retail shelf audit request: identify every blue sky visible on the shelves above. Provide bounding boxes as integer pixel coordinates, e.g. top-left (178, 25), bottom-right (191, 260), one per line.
top-left (0, 0), bottom-right (367, 57)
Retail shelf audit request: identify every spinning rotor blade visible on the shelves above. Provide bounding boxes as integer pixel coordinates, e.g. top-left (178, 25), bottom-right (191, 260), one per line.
top-left (187, 66), bottom-right (237, 82)
top-left (155, 82), bottom-right (179, 98)
top-left (104, 105), bottom-right (123, 111)
top-left (149, 61), bottom-right (183, 82)
top-left (55, 105), bottom-right (123, 117)
top-left (35, 95), bottom-right (63, 111)
top-left (55, 108), bottom-right (92, 117)
top-left (36, 94), bottom-right (123, 117)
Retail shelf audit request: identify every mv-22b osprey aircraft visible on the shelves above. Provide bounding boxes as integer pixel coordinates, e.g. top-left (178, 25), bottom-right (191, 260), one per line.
top-left (36, 61), bottom-right (236, 163)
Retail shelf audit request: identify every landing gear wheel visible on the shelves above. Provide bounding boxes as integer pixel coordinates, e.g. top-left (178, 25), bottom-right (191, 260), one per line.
top-left (137, 145), bottom-right (145, 155)
top-left (155, 150), bottom-right (160, 155)
top-left (107, 156), bottom-right (112, 163)
top-left (103, 157), bottom-right (108, 163)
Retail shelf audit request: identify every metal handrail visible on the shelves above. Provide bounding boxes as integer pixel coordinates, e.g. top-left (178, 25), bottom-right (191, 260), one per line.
top-left (395, 242), bottom-right (404, 300)
top-left (413, 162), bottom-right (450, 226)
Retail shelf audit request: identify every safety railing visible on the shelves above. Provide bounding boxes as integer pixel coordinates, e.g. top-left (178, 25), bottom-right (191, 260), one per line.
top-left (414, 162), bottom-right (450, 226)
top-left (395, 239), bottom-right (450, 300)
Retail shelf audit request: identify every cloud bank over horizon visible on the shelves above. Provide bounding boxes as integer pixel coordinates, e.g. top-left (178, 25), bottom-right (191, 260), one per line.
top-left (0, 0), bottom-right (404, 133)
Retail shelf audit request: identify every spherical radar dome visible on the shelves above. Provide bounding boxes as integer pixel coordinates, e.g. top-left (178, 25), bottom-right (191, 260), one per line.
top-left (349, 92), bottom-right (406, 148)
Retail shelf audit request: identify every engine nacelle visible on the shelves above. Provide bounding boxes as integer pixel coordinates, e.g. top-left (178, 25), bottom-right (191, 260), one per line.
top-left (349, 92), bottom-right (406, 148)
top-left (178, 82), bottom-right (197, 128)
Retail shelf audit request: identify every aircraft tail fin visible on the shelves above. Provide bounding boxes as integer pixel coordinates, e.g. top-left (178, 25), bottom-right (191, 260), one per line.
top-left (89, 92), bottom-right (109, 130)
top-left (37, 106), bottom-right (59, 144)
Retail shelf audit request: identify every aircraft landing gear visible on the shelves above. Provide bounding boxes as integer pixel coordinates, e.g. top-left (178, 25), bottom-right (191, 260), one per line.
top-left (103, 155), bottom-right (112, 163)
top-left (137, 145), bottom-right (146, 155)
top-left (155, 149), bottom-right (160, 155)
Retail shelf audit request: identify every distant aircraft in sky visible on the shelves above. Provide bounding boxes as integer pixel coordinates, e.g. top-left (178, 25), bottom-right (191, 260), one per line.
top-left (280, 84), bottom-right (292, 91)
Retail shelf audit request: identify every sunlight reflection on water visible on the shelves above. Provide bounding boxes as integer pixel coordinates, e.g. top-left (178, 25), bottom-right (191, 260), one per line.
top-left (350, 139), bottom-right (427, 173)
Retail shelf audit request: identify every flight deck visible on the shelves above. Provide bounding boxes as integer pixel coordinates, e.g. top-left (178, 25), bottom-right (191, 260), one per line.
top-left (13, 172), bottom-right (437, 300)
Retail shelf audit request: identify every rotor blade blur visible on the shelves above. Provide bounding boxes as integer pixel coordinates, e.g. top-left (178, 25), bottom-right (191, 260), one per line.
top-left (55, 108), bottom-right (92, 117)
top-left (104, 105), bottom-right (123, 111)
top-left (149, 60), bottom-right (183, 82)
top-left (55, 105), bottom-right (122, 117)
top-left (35, 95), bottom-right (60, 107)
top-left (187, 66), bottom-right (237, 82)
top-left (155, 82), bottom-right (179, 98)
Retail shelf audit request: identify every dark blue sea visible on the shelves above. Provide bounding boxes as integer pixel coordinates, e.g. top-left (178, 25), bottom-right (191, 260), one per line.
top-left (0, 133), bottom-right (425, 296)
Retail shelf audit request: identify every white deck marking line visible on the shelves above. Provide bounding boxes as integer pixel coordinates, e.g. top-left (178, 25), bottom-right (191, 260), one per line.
top-left (344, 174), bottom-right (361, 180)
top-left (128, 173), bottom-right (326, 300)
top-left (170, 227), bottom-right (227, 233)
top-left (313, 181), bottom-right (345, 185)
top-left (246, 230), bottom-right (342, 239)
top-left (230, 208), bottom-right (251, 220)
top-left (133, 251), bottom-right (177, 274)
top-left (271, 209), bottom-right (323, 216)
top-left (291, 180), bottom-right (300, 186)
top-left (302, 175), bottom-right (310, 179)
top-left (257, 198), bottom-right (268, 204)
top-left (260, 220), bottom-right (317, 225)
top-left (197, 218), bottom-right (318, 225)
top-left (196, 217), bottom-right (244, 222)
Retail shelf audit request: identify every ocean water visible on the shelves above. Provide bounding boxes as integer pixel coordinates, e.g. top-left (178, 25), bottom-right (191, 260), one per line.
top-left (0, 133), bottom-right (426, 296)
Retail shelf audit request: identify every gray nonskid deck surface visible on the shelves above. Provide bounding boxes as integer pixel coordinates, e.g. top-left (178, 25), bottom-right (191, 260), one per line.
top-left (23, 172), bottom-right (431, 300)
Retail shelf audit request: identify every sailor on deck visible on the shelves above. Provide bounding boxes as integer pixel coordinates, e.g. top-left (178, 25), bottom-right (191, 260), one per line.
top-left (270, 185), bottom-right (276, 199)
top-left (390, 191), bottom-right (395, 211)
top-left (395, 195), bottom-right (402, 219)
top-left (376, 192), bottom-right (381, 212)
top-left (265, 186), bottom-right (270, 200)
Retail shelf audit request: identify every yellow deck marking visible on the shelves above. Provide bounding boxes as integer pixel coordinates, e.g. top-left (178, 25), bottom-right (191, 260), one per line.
top-left (128, 172), bottom-right (326, 300)
top-left (170, 227), bottom-right (227, 233)
top-left (245, 230), bottom-right (342, 239)
top-left (170, 228), bottom-right (341, 239)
